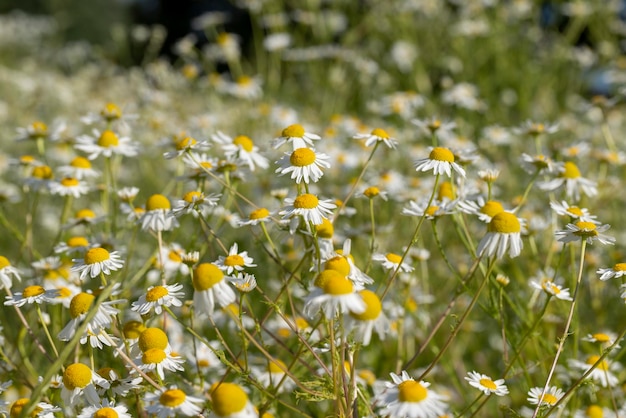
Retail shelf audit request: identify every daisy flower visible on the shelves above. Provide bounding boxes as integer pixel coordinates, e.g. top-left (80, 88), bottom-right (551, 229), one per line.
top-left (237, 207), bottom-right (273, 226)
top-left (477, 212), bottom-right (524, 259)
top-left (280, 193), bottom-right (336, 226)
top-left (414, 147), bottom-right (466, 178)
top-left (24, 164), bottom-right (54, 191)
top-left (275, 147), bottom-right (331, 184)
top-left (71, 247), bottom-right (124, 280)
top-left (225, 75), bottom-right (263, 99)
top-left (555, 221), bottom-right (615, 245)
top-left (353, 128), bottom-right (398, 149)
top-left (54, 235), bottom-right (93, 255)
top-left (304, 274), bottom-right (366, 319)
top-left (81, 102), bottom-right (138, 128)
top-left (253, 359), bottom-right (295, 394)
top-left (583, 331), bottom-right (620, 348)
top-left (376, 371), bottom-right (448, 418)
top-left (402, 199), bottom-right (456, 220)
top-left (360, 185), bottom-right (388, 201)
top-left (214, 243), bottom-right (256, 275)
top-left (164, 135), bottom-right (209, 159)
top-left (347, 289), bottom-right (389, 346)
top-left (135, 348), bottom-right (185, 380)
top-left (372, 252), bottom-right (414, 273)
top-left (568, 355), bottom-right (620, 388)
top-left (212, 131), bottom-right (268, 171)
top-left (538, 161), bottom-right (597, 201)
top-left (131, 283), bottom-right (185, 315)
top-left (573, 405), bottom-right (617, 418)
top-left (209, 382), bottom-right (257, 418)
top-left (520, 153), bottom-right (562, 174)
top-left (171, 190), bottom-right (221, 217)
top-left (322, 241), bottom-right (373, 289)
top-left (457, 198), bottom-right (506, 223)
top-left (412, 117), bottom-right (455, 138)
top-left (513, 120), bottom-right (559, 136)
top-left (465, 371), bottom-right (509, 396)
top-left (530, 279), bottom-right (572, 301)
top-left (181, 152), bottom-right (218, 179)
top-left (77, 400), bottom-right (132, 418)
top-left (0, 256), bottom-right (21, 289)
top-left (58, 292), bottom-right (123, 342)
top-left (232, 272), bottom-right (257, 292)
top-left (527, 386), bottom-right (564, 407)
top-left (140, 194), bottom-right (179, 232)
top-left (550, 201), bottom-right (598, 223)
top-left (74, 129), bottom-right (138, 160)
top-left (9, 398), bottom-right (60, 417)
top-left (4, 285), bottom-right (59, 307)
top-left (192, 262), bottom-right (236, 317)
top-left (49, 177), bottom-right (90, 198)
top-left (57, 156), bottom-right (100, 179)
top-left (15, 120), bottom-right (52, 141)
top-left (96, 368), bottom-right (143, 398)
top-left (596, 263), bottom-right (626, 281)
top-left (144, 386), bottom-right (203, 417)
top-left (61, 363), bottom-right (110, 406)
top-left (273, 123), bottom-right (321, 149)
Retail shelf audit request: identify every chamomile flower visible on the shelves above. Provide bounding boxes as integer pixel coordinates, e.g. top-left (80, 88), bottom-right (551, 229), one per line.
top-left (275, 147), bottom-right (331, 184)
top-left (58, 292), bottom-right (123, 342)
top-left (457, 197), bottom-right (506, 223)
top-left (9, 398), bottom-right (60, 417)
top-left (192, 262), bottom-right (236, 317)
top-left (550, 201), bottom-right (598, 223)
top-left (77, 400), bottom-right (132, 418)
top-left (71, 247), bottom-right (124, 280)
top-left (74, 129), bottom-right (138, 160)
top-left (465, 371), bottom-right (509, 396)
top-left (514, 120), bottom-right (559, 136)
top-left (25, 164), bottom-right (54, 191)
top-left (208, 382), bottom-right (257, 418)
top-left (402, 199), bottom-right (456, 220)
top-left (596, 263), bottom-right (626, 281)
top-left (280, 194), bottom-right (336, 226)
top-left (530, 279), bottom-right (573, 301)
top-left (254, 359), bottom-right (295, 393)
top-left (232, 272), bottom-right (257, 292)
top-left (573, 405), bottom-right (617, 418)
top-left (527, 386), bottom-right (564, 407)
top-left (555, 222), bottom-right (615, 245)
top-left (163, 135), bottom-right (209, 159)
top-left (214, 243), bottom-right (256, 275)
top-left (376, 371), bottom-right (448, 418)
top-left (237, 207), bottom-right (273, 226)
top-left (412, 117), bottom-right (455, 138)
top-left (171, 190), bottom-right (221, 217)
top-left (304, 274), bottom-right (366, 319)
top-left (4, 285), bottom-right (59, 307)
top-left (96, 368), bottom-right (142, 397)
top-left (568, 355), bottom-right (620, 387)
top-left (131, 283), bottom-right (185, 315)
top-left (81, 102), bottom-right (138, 128)
top-left (135, 348), bottom-right (186, 380)
top-left (273, 123), bottom-right (321, 149)
top-left (372, 252), bottom-right (414, 273)
top-left (54, 235), bottom-right (93, 255)
top-left (182, 152), bottom-right (218, 179)
top-left (212, 132), bottom-right (268, 171)
top-left (226, 75), bottom-right (263, 99)
top-left (321, 240), bottom-right (373, 289)
top-left (353, 128), bottom-right (398, 149)
top-left (15, 120), bottom-right (53, 141)
top-left (538, 161), bottom-right (597, 201)
top-left (347, 289), bottom-right (389, 346)
top-left (0, 256), bottom-right (21, 289)
top-left (57, 156), bottom-right (100, 179)
top-left (61, 363), bottom-right (110, 406)
top-left (477, 212), bottom-right (524, 259)
top-left (140, 194), bottom-right (178, 232)
top-left (583, 331), bottom-right (620, 348)
top-left (360, 186), bottom-right (388, 201)
top-left (520, 153), bottom-right (562, 174)
top-left (414, 147), bottom-right (466, 178)
top-left (49, 177), bottom-right (90, 198)
top-left (144, 386), bottom-right (203, 417)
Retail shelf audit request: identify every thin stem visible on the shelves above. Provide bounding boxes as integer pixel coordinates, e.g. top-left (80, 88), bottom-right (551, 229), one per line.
top-left (36, 305), bottom-right (59, 359)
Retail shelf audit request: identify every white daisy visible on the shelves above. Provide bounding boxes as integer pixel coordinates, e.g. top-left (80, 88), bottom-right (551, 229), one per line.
top-left (57, 156), bottom-right (100, 179)
top-left (275, 147), bottom-right (331, 184)
top-left (4, 285), bottom-right (59, 307)
top-left (135, 348), bottom-right (186, 380)
top-left (568, 355), bottom-right (620, 388)
top-left (131, 283), bottom-right (185, 315)
top-left (550, 200), bottom-right (599, 223)
top-left (212, 131), bottom-right (268, 171)
top-left (477, 212), bottom-right (524, 259)
top-left (412, 117), bottom-right (455, 138)
top-left (530, 279), bottom-right (573, 301)
top-left (9, 398), bottom-right (60, 417)
top-left (347, 289), bottom-right (389, 346)
top-left (237, 207), bottom-right (273, 226)
top-left (353, 128), bottom-right (398, 149)
top-left (465, 371), bottom-right (509, 396)
top-left (513, 120), bottom-right (559, 136)
top-left (303, 274), bottom-right (366, 319)
top-left (58, 292), bottom-right (123, 342)
top-left (77, 399), bottom-right (132, 418)
top-left (54, 235), bottom-right (94, 255)
top-left (457, 197), bottom-right (507, 223)
top-left (273, 123), bottom-right (321, 149)
top-left (555, 221), bottom-right (615, 245)
top-left (520, 153), bottom-right (562, 174)
top-left (209, 382), bottom-right (257, 418)
top-left (74, 129), bottom-right (138, 160)
top-left (214, 243), bottom-right (256, 275)
top-left (49, 177), bottom-right (90, 198)
top-left (596, 263), bottom-right (626, 281)
top-left (61, 363), bottom-right (110, 406)
top-left (583, 331), bottom-right (620, 348)
top-left (0, 256), bottom-right (22, 290)
top-left (402, 199), bottom-right (456, 220)
top-left (376, 371), bottom-right (448, 418)
top-left (527, 386), bottom-right (564, 407)
top-left (170, 191), bottom-right (221, 217)
top-left (163, 135), bottom-right (210, 159)
top-left (192, 262), bottom-right (236, 317)
top-left (225, 75), bottom-right (263, 99)
top-left (139, 194), bottom-right (178, 232)
top-left (538, 161), bottom-right (597, 201)
top-left (144, 386), bottom-right (203, 417)
top-left (71, 247), bottom-right (124, 280)
top-left (372, 252), bottom-right (414, 273)
top-left (414, 147), bottom-right (465, 178)
top-left (280, 193), bottom-right (336, 226)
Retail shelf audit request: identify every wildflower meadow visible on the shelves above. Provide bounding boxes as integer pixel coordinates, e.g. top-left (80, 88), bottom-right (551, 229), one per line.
top-left (1, 1), bottom-right (626, 417)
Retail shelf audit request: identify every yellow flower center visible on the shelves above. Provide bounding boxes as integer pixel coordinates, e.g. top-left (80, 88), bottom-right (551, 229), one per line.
top-left (237, 75), bottom-right (252, 86)
top-left (210, 382), bottom-right (248, 415)
top-left (351, 290), bottom-right (382, 320)
top-left (425, 206), bottom-right (439, 217)
top-left (290, 148), bottom-right (316, 167)
top-left (325, 256), bottom-right (351, 276)
top-left (542, 393), bottom-right (557, 405)
top-left (76, 208), bottom-right (96, 219)
top-left (233, 135), bottom-right (254, 152)
top-left (138, 328), bottom-right (169, 352)
top-left (146, 286), bottom-right (169, 302)
top-left (316, 218), bottom-right (334, 238)
top-left (183, 191), bottom-right (203, 203)
top-left (585, 405), bottom-right (604, 418)
top-left (30, 121), bottom-right (48, 136)
top-left (480, 201), bottom-right (505, 218)
top-left (314, 269), bottom-right (345, 288)
top-left (614, 263), bottom-right (626, 271)
top-left (562, 161), bottom-right (581, 179)
top-left (479, 378), bottom-right (497, 390)
top-left (60, 177), bottom-right (79, 187)
top-left (31, 165), bottom-right (53, 179)
top-left (9, 398), bottom-right (35, 418)
top-left (193, 263), bottom-right (224, 291)
top-left (488, 212), bottom-right (521, 233)
top-left (57, 286), bottom-right (73, 298)
top-left (293, 194), bottom-right (319, 209)
top-left (567, 206), bottom-right (583, 216)
top-left (200, 161), bottom-right (213, 170)
top-left (282, 124), bottom-right (305, 138)
top-left (268, 359), bottom-right (287, 374)
top-left (98, 130), bottom-right (120, 147)
top-left (70, 156), bottom-right (92, 169)
top-left (295, 317), bottom-right (310, 330)
top-left (22, 285), bottom-right (45, 298)
top-left (322, 275), bottom-right (354, 295)
top-left (438, 181), bottom-right (455, 200)
top-left (176, 136), bottom-right (197, 150)
top-left (67, 236), bottom-right (89, 247)
top-left (84, 247), bottom-right (111, 264)
top-left (69, 292), bottom-right (95, 318)
top-left (94, 407), bottom-right (119, 418)
top-left (224, 254), bottom-right (244, 267)
top-left (429, 147), bottom-right (454, 163)
top-left (592, 333), bottom-right (610, 343)
top-left (101, 103), bottom-right (122, 120)
top-left (249, 208), bottom-right (269, 220)
top-left (574, 221), bottom-right (597, 238)
top-left (63, 363), bottom-right (92, 390)
top-left (428, 119), bottom-right (442, 131)
top-left (168, 250), bottom-right (182, 262)
top-left (586, 355), bottom-right (609, 371)
top-left (160, 389), bottom-right (186, 407)
top-left (364, 186), bottom-right (380, 198)
top-left (386, 253), bottom-right (402, 264)
top-left (0, 256), bottom-right (10, 269)
top-left (146, 194), bottom-right (171, 211)
top-left (142, 348), bottom-right (167, 364)
top-left (397, 380), bottom-right (428, 402)
top-left (371, 128), bottom-right (389, 139)
top-left (123, 320), bottom-right (146, 339)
